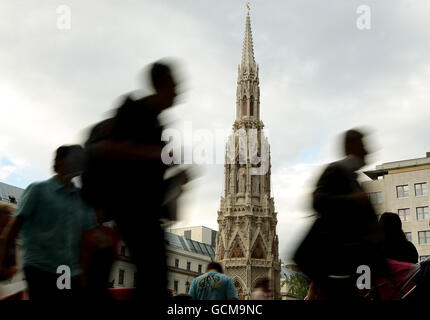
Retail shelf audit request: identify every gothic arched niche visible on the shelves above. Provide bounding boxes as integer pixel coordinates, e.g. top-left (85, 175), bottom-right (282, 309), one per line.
top-left (220, 244), bottom-right (225, 260)
top-left (229, 235), bottom-right (245, 258)
top-left (251, 236), bottom-right (266, 259)
top-left (250, 96), bottom-right (254, 116)
top-left (242, 96), bottom-right (247, 116)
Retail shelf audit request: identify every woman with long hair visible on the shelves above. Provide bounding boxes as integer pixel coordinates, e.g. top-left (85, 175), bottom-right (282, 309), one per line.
top-left (379, 212), bottom-right (418, 263)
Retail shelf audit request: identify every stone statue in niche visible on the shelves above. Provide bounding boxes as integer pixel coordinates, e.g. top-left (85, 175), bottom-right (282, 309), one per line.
top-left (231, 241), bottom-right (244, 258)
top-left (225, 219), bottom-right (231, 236)
top-left (252, 239), bottom-right (265, 259)
top-left (252, 175), bottom-right (260, 194)
top-left (237, 168), bottom-right (246, 193)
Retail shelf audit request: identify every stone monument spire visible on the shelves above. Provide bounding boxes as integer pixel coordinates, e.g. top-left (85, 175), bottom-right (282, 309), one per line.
top-left (215, 9), bottom-right (281, 300)
top-left (236, 11), bottom-right (260, 122)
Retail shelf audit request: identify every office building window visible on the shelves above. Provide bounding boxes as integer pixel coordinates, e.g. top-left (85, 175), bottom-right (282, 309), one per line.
top-left (396, 185), bottom-right (409, 198)
top-left (369, 192), bottom-right (383, 205)
top-left (175, 259), bottom-right (179, 268)
top-left (398, 208), bottom-right (410, 221)
top-left (118, 269), bottom-right (125, 285)
top-left (405, 232), bottom-right (412, 242)
top-left (187, 261), bottom-right (191, 271)
top-left (174, 280), bottom-right (178, 293)
top-left (211, 230), bottom-right (217, 247)
top-left (415, 183), bottom-right (427, 196)
top-left (418, 231), bottom-right (430, 244)
top-left (198, 264), bottom-right (202, 274)
top-left (416, 207), bottom-right (430, 220)
top-left (120, 245), bottom-right (126, 257)
top-left (185, 281), bottom-right (190, 293)
top-left (184, 230), bottom-right (192, 239)
top-left (420, 256), bottom-right (430, 262)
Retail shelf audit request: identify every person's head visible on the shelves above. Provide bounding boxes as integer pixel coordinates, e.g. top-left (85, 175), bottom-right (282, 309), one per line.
top-left (150, 61), bottom-right (177, 110)
top-left (54, 145), bottom-right (84, 179)
top-left (379, 212), bottom-right (406, 242)
top-left (206, 262), bottom-right (223, 273)
top-left (253, 278), bottom-right (270, 292)
top-left (344, 129), bottom-right (368, 165)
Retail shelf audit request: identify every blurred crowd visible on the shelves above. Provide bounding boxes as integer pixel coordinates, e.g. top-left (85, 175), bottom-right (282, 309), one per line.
top-left (0, 61), bottom-right (429, 307)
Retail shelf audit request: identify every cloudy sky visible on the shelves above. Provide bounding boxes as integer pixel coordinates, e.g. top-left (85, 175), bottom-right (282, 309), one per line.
top-left (1, 1), bottom-right (430, 263)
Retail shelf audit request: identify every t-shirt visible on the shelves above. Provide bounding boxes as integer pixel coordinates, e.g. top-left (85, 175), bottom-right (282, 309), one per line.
top-left (14, 177), bottom-right (95, 276)
top-left (188, 272), bottom-right (238, 300)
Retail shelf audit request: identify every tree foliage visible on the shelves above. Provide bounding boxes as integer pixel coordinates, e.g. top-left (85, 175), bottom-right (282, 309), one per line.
top-left (282, 273), bottom-right (311, 300)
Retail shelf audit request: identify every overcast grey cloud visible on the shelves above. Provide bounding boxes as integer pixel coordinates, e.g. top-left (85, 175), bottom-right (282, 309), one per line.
top-left (1, 1), bottom-right (430, 263)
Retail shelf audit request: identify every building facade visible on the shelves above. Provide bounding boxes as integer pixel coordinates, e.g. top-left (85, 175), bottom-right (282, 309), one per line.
top-left (363, 153), bottom-right (430, 262)
top-left (0, 182), bottom-right (23, 205)
top-left (109, 240), bottom-right (137, 288)
top-left (164, 232), bottom-right (215, 295)
top-left (109, 231), bottom-right (215, 295)
top-left (168, 226), bottom-right (217, 247)
top-left (0, 182), bottom-right (25, 298)
top-left (214, 11), bottom-right (281, 300)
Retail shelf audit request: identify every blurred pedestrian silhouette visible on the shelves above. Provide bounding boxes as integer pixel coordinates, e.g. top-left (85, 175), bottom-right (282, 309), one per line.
top-left (0, 145), bottom-right (95, 300)
top-left (0, 203), bottom-right (18, 281)
top-left (81, 61), bottom-right (190, 308)
top-left (294, 129), bottom-right (385, 300)
top-left (81, 209), bottom-right (119, 300)
top-left (379, 212), bottom-right (418, 263)
top-left (250, 278), bottom-right (271, 300)
top-left (188, 262), bottom-right (238, 300)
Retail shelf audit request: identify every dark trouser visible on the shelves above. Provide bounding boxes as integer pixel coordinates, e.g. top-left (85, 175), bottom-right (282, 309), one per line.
top-left (109, 201), bottom-right (168, 308)
top-left (417, 259), bottom-right (430, 301)
top-left (85, 248), bottom-right (116, 301)
top-left (24, 266), bottom-right (82, 301)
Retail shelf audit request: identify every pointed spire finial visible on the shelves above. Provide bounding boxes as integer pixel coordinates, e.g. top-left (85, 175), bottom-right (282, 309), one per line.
top-left (246, 2), bottom-right (250, 12)
top-left (240, 6), bottom-right (256, 72)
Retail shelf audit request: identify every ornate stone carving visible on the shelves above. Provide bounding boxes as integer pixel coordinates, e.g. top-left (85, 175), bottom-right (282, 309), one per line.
top-left (252, 175), bottom-right (260, 194)
top-left (237, 167), bottom-right (246, 193)
top-left (215, 11), bottom-right (280, 300)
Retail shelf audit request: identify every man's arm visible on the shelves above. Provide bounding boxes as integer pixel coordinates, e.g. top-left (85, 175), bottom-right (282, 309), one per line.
top-left (0, 216), bottom-right (25, 277)
top-left (0, 183), bottom-right (38, 276)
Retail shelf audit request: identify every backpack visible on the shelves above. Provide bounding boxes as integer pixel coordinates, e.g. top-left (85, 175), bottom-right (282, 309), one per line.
top-left (80, 117), bottom-right (116, 210)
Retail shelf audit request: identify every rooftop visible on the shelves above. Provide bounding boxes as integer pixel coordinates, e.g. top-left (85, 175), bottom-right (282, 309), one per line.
top-left (164, 231), bottom-right (215, 261)
top-left (168, 225), bottom-right (218, 232)
top-left (364, 152), bottom-right (430, 180)
top-left (0, 182), bottom-right (24, 204)
top-left (280, 266), bottom-right (305, 280)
